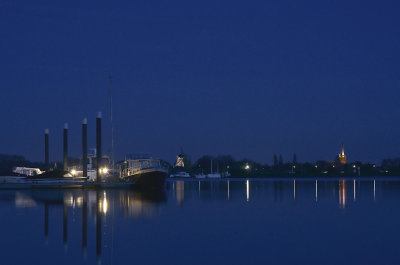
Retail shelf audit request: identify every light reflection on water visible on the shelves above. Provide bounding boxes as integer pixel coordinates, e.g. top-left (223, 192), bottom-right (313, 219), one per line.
top-left (0, 179), bottom-right (399, 265)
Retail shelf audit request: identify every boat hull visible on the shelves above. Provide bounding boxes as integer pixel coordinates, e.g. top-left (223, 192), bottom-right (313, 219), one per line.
top-left (124, 169), bottom-right (167, 188)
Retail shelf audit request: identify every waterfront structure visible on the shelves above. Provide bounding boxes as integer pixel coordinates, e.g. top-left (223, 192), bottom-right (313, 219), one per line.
top-left (175, 154), bottom-right (184, 167)
top-left (170, 150), bottom-right (191, 178)
top-left (338, 143), bottom-right (347, 164)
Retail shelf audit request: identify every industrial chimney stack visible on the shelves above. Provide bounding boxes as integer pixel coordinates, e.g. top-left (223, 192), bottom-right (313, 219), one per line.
top-left (63, 123), bottom-right (68, 171)
top-left (96, 113), bottom-right (102, 181)
top-left (82, 118), bottom-right (88, 179)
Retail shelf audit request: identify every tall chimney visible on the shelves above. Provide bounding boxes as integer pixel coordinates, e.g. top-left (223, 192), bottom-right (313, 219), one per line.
top-left (44, 129), bottom-right (49, 169)
top-left (63, 123), bottom-right (68, 171)
top-left (82, 118), bottom-right (88, 179)
top-left (96, 112), bottom-right (102, 181)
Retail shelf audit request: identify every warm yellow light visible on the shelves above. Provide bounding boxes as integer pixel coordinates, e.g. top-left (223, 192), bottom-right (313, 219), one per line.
top-left (71, 169), bottom-right (77, 176)
top-left (102, 167), bottom-right (109, 174)
top-left (244, 164), bottom-right (250, 170)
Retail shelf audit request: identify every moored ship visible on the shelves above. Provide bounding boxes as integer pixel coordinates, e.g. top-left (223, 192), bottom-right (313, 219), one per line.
top-left (119, 156), bottom-right (168, 187)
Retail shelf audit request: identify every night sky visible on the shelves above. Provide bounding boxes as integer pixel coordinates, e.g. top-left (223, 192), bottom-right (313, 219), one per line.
top-left (1, 0), bottom-right (399, 164)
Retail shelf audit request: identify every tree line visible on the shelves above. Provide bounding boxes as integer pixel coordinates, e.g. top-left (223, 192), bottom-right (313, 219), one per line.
top-left (0, 153), bottom-right (399, 177)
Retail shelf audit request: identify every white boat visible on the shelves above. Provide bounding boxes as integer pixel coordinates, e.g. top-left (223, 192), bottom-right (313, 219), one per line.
top-left (13, 167), bottom-right (44, 176)
top-left (170, 172), bottom-right (191, 178)
top-left (207, 159), bottom-right (221, 178)
top-left (222, 171), bottom-right (231, 178)
top-left (195, 173), bottom-right (206, 179)
top-left (207, 173), bottom-right (221, 178)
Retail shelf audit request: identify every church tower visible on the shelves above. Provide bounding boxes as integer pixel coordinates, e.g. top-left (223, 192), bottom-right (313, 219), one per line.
top-left (338, 143), bottom-right (347, 164)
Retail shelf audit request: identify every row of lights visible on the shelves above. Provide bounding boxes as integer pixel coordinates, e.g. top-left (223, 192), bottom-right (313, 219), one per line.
top-left (243, 163), bottom-right (378, 171)
top-left (70, 167), bottom-right (109, 176)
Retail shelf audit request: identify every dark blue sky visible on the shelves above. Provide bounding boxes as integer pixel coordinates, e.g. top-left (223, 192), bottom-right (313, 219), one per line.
top-left (1, 0), bottom-right (399, 164)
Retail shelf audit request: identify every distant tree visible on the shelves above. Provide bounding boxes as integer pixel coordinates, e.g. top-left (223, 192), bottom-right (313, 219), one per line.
top-left (183, 155), bottom-right (192, 169)
top-left (382, 158), bottom-right (400, 168)
top-left (0, 154), bottom-right (47, 175)
top-left (0, 154), bottom-right (29, 175)
top-left (279, 155), bottom-right (283, 167)
top-left (160, 160), bottom-right (172, 169)
top-left (216, 155), bottom-right (235, 171)
top-left (273, 154), bottom-right (278, 168)
top-left (193, 155), bottom-right (214, 173)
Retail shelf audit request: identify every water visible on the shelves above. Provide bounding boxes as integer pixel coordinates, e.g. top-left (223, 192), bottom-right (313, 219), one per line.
top-left (0, 179), bottom-right (399, 265)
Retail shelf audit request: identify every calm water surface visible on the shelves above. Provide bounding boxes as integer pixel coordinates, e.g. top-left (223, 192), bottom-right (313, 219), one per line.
top-left (0, 179), bottom-right (399, 265)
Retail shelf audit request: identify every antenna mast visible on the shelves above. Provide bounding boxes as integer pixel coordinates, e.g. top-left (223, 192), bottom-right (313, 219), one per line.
top-left (109, 75), bottom-right (114, 169)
